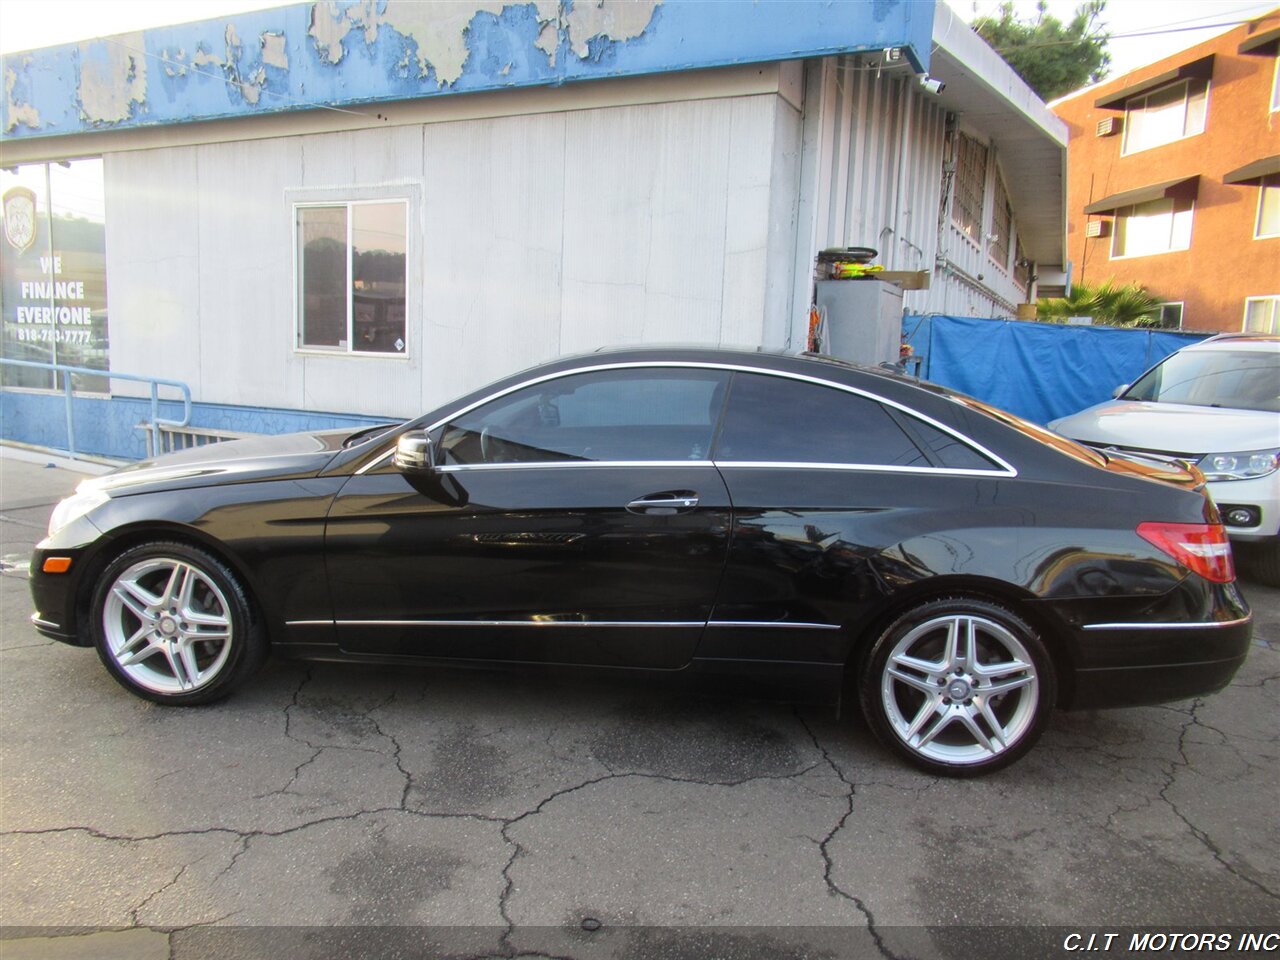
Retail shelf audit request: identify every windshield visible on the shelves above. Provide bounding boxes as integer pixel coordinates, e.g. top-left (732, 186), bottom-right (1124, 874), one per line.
top-left (1123, 349), bottom-right (1280, 413)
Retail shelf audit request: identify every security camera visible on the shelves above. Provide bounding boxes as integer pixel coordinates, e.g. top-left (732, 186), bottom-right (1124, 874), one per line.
top-left (920, 76), bottom-right (945, 95)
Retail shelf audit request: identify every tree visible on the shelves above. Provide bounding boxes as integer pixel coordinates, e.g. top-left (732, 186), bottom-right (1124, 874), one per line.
top-left (1037, 280), bottom-right (1165, 327)
top-left (973, 0), bottom-right (1111, 101)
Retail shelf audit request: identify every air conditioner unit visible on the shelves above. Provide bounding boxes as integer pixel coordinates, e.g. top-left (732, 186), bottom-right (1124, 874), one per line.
top-left (1095, 116), bottom-right (1120, 137)
top-left (1085, 219), bottom-right (1110, 238)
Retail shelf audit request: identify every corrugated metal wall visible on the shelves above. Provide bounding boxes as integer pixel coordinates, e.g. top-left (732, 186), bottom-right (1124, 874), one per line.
top-left (800, 57), bottom-right (1029, 320)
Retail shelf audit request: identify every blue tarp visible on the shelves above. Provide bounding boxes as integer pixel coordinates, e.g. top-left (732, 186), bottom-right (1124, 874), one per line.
top-left (901, 315), bottom-right (1207, 424)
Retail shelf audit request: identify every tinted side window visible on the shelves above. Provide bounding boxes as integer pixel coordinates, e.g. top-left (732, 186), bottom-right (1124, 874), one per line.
top-left (440, 368), bottom-right (729, 465)
top-left (891, 411), bottom-right (1000, 470)
top-left (715, 373), bottom-right (927, 467)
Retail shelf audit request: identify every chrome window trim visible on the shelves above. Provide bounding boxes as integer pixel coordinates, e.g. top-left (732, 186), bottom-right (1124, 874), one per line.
top-left (355, 448), bottom-right (394, 474)
top-left (436, 460), bottom-right (716, 474)
top-left (287, 618), bottom-right (841, 630)
top-left (712, 461), bottom-right (1009, 478)
top-left (354, 361), bottom-right (1017, 477)
top-left (1081, 616), bottom-right (1251, 632)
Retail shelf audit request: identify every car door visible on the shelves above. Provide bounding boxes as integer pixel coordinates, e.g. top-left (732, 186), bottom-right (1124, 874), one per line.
top-left (324, 366), bottom-right (733, 668)
top-left (700, 370), bottom-right (1012, 666)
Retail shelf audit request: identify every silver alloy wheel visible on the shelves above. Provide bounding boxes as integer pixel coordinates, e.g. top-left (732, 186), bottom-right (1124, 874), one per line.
top-left (879, 613), bottom-right (1039, 766)
top-left (101, 557), bottom-right (234, 695)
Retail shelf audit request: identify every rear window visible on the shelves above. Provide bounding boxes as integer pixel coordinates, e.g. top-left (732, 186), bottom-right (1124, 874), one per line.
top-left (950, 395), bottom-right (1107, 468)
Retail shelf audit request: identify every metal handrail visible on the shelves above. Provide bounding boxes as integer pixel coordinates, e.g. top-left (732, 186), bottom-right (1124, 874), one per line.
top-left (0, 358), bottom-right (191, 460)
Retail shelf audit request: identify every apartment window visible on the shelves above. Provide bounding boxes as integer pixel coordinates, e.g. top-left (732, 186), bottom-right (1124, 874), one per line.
top-left (1122, 79), bottom-right (1208, 155)
top-left (1272, 55), bottom-right (1279, 112)
top-left (1243, 296), bottom-right (1280, 333)
top-left (1153, 302), bottom-right (1184, 329)
top-left (1112, 197), bottom-right (1193, 258)
top-left (296, 200), bottom-right (408, 355)
top-left (1257, 174), bottom-right (1280, 239)
top-left (989, 174), bottom-right (1012, 270)
top-left (952, 134), bottom-right (988, 242)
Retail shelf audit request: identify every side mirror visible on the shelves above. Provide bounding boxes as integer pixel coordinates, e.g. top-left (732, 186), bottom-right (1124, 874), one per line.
top-left (393, 431), bottom-right (435, 472)
top-left (1112, 384), bottom-right (1129, 399)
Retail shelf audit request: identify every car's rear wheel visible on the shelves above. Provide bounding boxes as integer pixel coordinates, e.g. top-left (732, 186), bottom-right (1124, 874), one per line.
top-left (860, 598), bottom-right (1055, 776)
top-left (90, 542), bottom-right (265, 705)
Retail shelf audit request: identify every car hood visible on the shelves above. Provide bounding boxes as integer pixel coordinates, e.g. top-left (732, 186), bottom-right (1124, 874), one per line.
top-left (84, 429), bottom-right (356, 497)
top-left (1051, 401), bottom-right (1279, 457)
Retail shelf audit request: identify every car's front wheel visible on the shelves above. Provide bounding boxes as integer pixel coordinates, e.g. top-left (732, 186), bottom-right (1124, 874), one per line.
top-left (90, 542), bottom-right (266, 705)
top-left (860, 598), bottom-right (1055, 776)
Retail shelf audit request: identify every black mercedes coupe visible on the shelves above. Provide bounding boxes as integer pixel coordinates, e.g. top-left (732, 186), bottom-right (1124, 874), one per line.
top-left (29, 349), bottom-right (1252, 775)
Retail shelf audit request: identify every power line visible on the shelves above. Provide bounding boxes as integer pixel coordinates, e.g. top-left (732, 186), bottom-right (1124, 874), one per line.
top-left (990, 15), bottom-right (1273, 53)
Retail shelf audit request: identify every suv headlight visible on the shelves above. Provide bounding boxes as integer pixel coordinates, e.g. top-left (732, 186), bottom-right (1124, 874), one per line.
top-left (48, 488), bottom-right (109, 537)
top-left (1197, 449), bottom-right (1279, 482)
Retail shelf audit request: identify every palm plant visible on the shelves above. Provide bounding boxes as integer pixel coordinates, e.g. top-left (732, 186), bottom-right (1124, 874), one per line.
top-left (1037, 280), bottom-right (1164, 327)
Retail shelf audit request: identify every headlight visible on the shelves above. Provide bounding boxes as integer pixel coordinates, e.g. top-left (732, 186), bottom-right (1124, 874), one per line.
top-left (47, 488), bottom-right (109, 537)
top-left (1197, 449), bottom-right (1280, 482)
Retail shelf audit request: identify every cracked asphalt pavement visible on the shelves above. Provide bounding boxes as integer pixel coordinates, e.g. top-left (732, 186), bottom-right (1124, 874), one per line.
top-left (2, 446), bottom-right (1277, 959)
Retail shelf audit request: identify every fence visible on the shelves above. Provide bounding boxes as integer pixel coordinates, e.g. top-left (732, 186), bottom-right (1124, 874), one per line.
top-left (0, 358), bottom-right (190, 460)
top-left (901, 315), bottom-right (1208, 423)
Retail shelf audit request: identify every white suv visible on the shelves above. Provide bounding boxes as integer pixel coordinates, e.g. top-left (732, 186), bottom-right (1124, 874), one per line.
top-left (1051, 334), bottom-right (1280, 585)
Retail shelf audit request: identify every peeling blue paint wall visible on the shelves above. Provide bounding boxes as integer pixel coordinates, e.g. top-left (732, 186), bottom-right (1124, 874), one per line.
top-left (2, 0), bottom-right (932, 139)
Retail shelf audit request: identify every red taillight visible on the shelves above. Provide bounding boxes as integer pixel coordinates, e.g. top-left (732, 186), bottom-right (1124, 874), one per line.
top-left (1137, 522), bottom-right (1235, 583)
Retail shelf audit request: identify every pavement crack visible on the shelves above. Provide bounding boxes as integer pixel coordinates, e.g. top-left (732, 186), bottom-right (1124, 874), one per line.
top-left (130, 862), bottom-right (189, 925)
top-left (1231, 672), bottom-right (1279, 689)
top-left (0, 511), bottom-right (50, 528)
top-left (365, 693), bottom-right (413, 809)
top-left (795, 709), bottom-right (904, 960)
top-left (1, 806), bottom-right (504, 853)
top-left (1158, 698), bottom-right (1280, 903)
top-left (0, 641), bottom-right (55, 652)
top-left (214, 834), bottom-right (253, 884)
top-left (253, 747), bottom-right (324, 800)
top-left (281, 665), bottom-right (316, 746)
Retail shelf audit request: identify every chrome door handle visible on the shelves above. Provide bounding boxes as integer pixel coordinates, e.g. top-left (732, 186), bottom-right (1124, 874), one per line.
top-left (626, 493), bottom-right (700, 513)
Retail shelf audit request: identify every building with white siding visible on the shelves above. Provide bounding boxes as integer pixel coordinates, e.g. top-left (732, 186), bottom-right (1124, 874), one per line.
top-left (0, 1), bottom-right (1067, 458)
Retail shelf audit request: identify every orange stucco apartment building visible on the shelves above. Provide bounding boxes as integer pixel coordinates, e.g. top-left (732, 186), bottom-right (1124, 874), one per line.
top-left (1052, 10), bottom-right (1279, 333)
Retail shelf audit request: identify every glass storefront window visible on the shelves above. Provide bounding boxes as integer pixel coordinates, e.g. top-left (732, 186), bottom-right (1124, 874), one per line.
top-left (1, 159), bottom-right (109, 391)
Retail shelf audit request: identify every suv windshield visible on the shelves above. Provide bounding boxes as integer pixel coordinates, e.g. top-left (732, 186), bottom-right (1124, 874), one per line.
top-left (1124, 349), bottom-right (1280, 413)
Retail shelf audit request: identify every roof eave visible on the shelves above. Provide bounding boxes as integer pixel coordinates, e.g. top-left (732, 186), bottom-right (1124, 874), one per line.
top-left (928, 5), bottom-right (1068, 268)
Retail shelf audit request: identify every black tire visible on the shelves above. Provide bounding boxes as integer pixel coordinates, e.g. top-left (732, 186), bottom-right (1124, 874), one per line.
top-left (1238, 540), bottom-right (1280, 589)
top-left (89, 541), bottom-right (267, 705)
top-left (859, 597), bottom-right (1056, 776)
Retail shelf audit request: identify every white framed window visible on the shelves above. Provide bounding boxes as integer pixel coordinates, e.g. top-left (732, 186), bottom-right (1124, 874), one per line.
top-left (989, 173), bottom-right (1012, 271)
top-left (1243, 296), bottom-right (1280, 333)
top-left (1271, 54), bottom-right (1279, 112)
top-left (951, 134), bottom-right (988, 243)
top-left (1122, 78), bottom-right (1208, 155)
top-left (1111, 197), bottom-right (1194, 258)
top-left (295, 199), bottom-right (409, 356)
top-left (1256, 174), bottom-right (1280, 239)
top-left (1153, 302), bottom-right (1184, 329)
